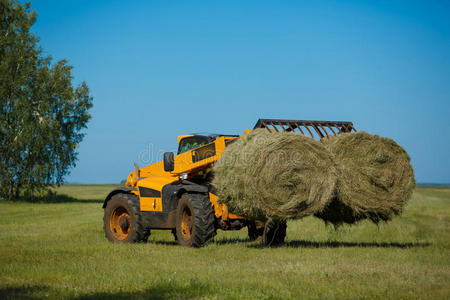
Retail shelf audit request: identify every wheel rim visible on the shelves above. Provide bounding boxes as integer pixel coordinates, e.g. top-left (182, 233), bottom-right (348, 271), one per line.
top-left (181, 206), bottom-right (193, 239)
top-left (110, 206), bottom-right (131, 240)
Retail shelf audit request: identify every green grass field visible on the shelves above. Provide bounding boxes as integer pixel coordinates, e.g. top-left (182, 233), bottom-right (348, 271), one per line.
top-left (0, 185), bottom-right (449, 299)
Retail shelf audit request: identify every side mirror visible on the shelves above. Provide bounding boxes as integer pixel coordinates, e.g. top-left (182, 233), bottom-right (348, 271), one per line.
top-left (163, 152), bottom-right (174, 172)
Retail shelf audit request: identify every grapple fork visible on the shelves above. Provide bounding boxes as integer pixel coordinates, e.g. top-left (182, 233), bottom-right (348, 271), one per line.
top-left (253, 118), bottom-right (357, 140)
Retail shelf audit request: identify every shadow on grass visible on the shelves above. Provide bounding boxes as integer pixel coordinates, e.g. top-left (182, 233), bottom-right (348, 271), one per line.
top-left (213, 237), bottom-right (249, 245)
top-left (145, 237), bottom-right (430, 249)
top-left (0, 281), bottom-right (216, 300)
top-left (148, 237), bottom-right (250, 247)
top-left (74, 281), bottom-right (215, 300)
top-left (249, 240), bottom-right (431, 249)
top-left (0, 285), bottom-right (50, 300)
top-left (15, 192), bottom-right (102, 204)
top-left (150, 240), bottom-right (179, 246)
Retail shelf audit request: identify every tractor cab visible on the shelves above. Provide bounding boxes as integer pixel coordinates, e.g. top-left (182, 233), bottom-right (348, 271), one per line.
top-left (177, 134), bottom-right (238, 154)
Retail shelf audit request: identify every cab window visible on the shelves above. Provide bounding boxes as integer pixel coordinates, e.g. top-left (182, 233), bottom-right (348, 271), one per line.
top-left (178, 136), bottom-right (210, 154)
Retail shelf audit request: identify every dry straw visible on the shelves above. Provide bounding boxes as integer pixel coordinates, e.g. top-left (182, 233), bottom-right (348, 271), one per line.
top-left (315, 132), bottom-right (415, 225)
top-left (212, 129), bottom-right (337, 221)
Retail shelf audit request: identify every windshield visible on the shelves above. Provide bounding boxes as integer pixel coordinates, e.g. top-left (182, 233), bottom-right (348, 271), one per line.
top-left (178, 136), bottom-right (211, 154)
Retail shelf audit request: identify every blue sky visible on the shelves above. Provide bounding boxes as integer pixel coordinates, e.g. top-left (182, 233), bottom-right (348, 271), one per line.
top-left (30, 0), bottom-right (450, 184)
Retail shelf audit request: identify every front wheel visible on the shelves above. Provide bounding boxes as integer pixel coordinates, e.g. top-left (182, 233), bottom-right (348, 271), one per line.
top-left (103, 193), bottom-right (149, 243)
top-left (175, 193), bottom-right (216, 247)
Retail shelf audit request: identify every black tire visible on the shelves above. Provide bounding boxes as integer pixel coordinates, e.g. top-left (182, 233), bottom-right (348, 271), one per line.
top-left (247, 220), bottom-right (265, 242)
top-left (262, 220), bottom-right (287, 246)
top-left (175, 193), bottom-right (216, 247)
top-left (103, 193), bottom-right (149, 243)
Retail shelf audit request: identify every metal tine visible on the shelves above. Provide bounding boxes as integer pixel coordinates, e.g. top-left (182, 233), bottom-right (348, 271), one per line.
top-left (295, 122), bottom-right (305, 136)
top-left (288, 123), bottom-right (299, 134)
top-left (302, 123), bottom-right (315, 138)
top-left (318, 123), bottom-right (329, 137)
top-left (269, 122), bottom-right (278, 132)
top-left (345, 124), bottom-right (356, 133)
top-left (334, 124), bottom-right (343, 133)
top-left (328, 125), bottom-right (337, 135)
top-left (287, 123), bottom-right (295, 132)
top-left (311, 123), bottom-right (324, 138)
top-left (262, 121), bottom-right (271, 132)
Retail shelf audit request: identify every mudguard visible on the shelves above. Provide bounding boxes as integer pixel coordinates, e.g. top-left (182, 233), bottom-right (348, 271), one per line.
top-left (103, 187), bottom-right (138, 208)
top-left (161, 180), bottom-right (208, 212)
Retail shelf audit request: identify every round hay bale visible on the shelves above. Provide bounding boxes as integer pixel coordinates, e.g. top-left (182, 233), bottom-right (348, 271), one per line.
top-left (212, 131), bottom-right (267, 220)
top-left (315, 131), bottom-right (415, 225)
top-left (212, 129), bottom-right (337, 221)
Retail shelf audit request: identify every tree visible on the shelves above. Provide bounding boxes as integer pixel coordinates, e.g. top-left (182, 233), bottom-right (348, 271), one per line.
top-left (0, 0), bottom-right (93, 200)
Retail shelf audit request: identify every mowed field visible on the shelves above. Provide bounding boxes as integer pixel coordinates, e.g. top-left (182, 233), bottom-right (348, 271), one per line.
top-left (0, 185), bottom-right (449, 299)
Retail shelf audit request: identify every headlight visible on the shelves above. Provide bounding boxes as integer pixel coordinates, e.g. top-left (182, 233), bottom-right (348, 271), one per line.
top-left (179, 172), bottom-right (188, 180)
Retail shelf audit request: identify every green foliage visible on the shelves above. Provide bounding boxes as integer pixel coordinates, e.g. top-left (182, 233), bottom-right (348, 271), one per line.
top-left (0, 0), bottom-right (93, 200)
top-left (0, 185), bottom-right (448, 299)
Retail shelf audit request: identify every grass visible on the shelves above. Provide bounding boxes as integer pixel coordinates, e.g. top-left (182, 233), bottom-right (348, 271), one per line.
top-left (0, 185), bottom-right (449, 299)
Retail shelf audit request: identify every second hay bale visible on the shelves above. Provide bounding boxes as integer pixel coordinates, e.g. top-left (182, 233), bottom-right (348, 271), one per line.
top-left (315, 131), bottom-right (415, 225)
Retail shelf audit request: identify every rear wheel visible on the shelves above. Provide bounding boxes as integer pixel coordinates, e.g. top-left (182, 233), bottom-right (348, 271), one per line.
top-left (103, 193), bottom-right (149, 243)
top-left (247, 220), bottom-right (265, 242)
top-left (248, 220), bottom-right (287, 246)
top-left (175, 193), bottom-right (216, 247)
top-left (262, 220), bottom-right (287, 246)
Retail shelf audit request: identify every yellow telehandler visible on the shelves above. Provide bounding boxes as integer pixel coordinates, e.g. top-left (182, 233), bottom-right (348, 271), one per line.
top-left (103, 119), bottom-right (356, 247)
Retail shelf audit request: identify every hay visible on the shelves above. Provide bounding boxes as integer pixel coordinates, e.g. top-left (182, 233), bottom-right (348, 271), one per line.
top-left (315, 132), bottom-right (415, 225)
top-left (212, 129), bottom-right (337, 221)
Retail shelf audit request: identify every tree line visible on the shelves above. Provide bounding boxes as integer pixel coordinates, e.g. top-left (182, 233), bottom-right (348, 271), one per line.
top-left (1, 0), bottom-right (93, 200)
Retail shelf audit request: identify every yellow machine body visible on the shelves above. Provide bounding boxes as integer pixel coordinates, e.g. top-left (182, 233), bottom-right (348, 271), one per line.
top-left (125, 135), bottom-right (244, 221)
